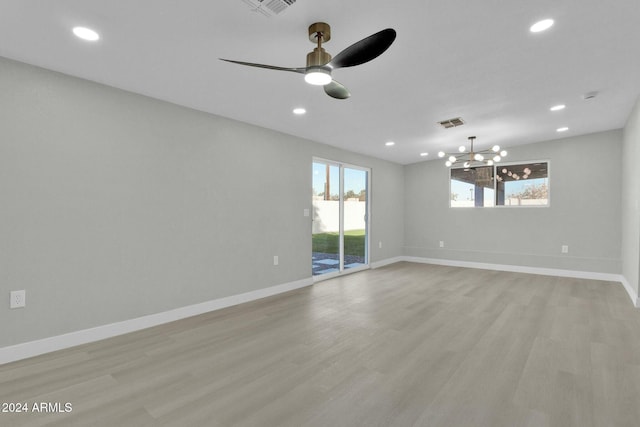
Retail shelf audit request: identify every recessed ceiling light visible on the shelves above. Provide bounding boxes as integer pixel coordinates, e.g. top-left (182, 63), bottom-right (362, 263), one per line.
top-left (73, 26), bottom-right (100, 41)
top-left (385, 141), bottom-right (395, 146)
top-left (420, 152), bottom-right (429, 157)
top-left (557, 127), bottom-right (569, 132)
top-left (292, 108), bottom-right (306, 115)
top-left (530, 19), bottom-right (554, 33)
top-left (550, 104), bottom-right (566, 111)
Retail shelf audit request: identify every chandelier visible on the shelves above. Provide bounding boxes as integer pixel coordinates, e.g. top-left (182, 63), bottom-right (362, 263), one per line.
top-left (438, 136), bottom-right (507, 167)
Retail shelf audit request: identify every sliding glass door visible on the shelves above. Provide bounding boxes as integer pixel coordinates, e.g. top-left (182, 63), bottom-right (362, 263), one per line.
top-left (343, 167), bottom-right (367, 271)
top-left (312, 160), bottom-right (369, 277)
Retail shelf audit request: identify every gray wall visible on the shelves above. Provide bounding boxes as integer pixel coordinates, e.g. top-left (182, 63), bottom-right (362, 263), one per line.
top-left (2, 53), bottom-right (635, 350)
top-left (622, 97), bottom-right (640, 297)
top-left (0, 57), bottom-right (404, 347)
top-left (404, 130), bottom-right (622, 273)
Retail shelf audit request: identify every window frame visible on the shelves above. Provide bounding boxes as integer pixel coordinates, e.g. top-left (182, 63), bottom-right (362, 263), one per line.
top-left (448, 159), bottom-right (551, 208)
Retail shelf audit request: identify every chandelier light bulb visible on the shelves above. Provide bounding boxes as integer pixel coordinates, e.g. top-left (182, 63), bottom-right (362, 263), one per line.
top-left (523, 174), bottom-right (529, 179)
top-left (441, 136), bottom-right (507, 168)
top-left (507, 171), bottom-right (512, 176)
top-left (502, 168), bottom-right (507, 173)
top-left (445, 161), bottom-right (452, 167)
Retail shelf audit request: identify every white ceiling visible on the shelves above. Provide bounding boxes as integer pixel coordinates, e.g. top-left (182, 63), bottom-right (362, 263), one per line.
top-left (1, 0), bottom-right (639, 164)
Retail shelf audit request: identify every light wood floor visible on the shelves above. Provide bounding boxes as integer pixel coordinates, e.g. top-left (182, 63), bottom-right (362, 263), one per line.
top-left (2, 262), bottom-right (640, 427)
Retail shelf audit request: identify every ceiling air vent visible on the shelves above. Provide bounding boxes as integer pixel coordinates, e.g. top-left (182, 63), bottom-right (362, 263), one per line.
top-left (438, 117), bottom-right (465, 129)
top-left (241, 0), bottom-right (297, 17)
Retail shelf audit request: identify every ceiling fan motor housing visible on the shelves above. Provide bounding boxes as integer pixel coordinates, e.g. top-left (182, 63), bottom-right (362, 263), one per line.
top-left (307, 47), bottom-right (331, 68)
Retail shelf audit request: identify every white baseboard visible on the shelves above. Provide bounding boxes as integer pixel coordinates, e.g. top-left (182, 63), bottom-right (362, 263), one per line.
top-left (403, 256), bottom-right (621, 281)
top-left (371, 256), bottom-right (405, 269)
top-left (403, 256), bottom-right (638, 307)
top-left (0, 277), bottom-right (313, 365)
top-left (620, 276), bottom-right (640, 308)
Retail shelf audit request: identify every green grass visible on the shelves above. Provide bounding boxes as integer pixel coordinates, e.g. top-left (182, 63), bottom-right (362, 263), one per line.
top-left (312, 229), bottom-right (365, 256)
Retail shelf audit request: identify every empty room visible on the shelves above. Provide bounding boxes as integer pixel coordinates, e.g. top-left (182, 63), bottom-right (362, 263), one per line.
top-left (2, 1), bottom-right (640, 426)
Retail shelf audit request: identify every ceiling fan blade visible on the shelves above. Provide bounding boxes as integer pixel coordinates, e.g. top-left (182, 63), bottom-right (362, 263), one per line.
top-left (328, 28), bottom-right (396, 69)
top-left (219, 59), bottom-right (306, 74)
top-left (324, 80), bottom-right (351, 99)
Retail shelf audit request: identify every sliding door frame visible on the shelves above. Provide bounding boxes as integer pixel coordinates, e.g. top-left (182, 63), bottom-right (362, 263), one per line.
top-left (312, 157), bottom-right (371, 282)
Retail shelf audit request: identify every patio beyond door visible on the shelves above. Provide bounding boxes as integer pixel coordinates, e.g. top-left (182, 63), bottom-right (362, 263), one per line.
top-left (312, 160), bottom-right (369, 277)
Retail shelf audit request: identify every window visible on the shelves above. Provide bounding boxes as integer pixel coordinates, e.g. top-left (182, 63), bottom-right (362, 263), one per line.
top-left (496, 162), bottom-right (549, 206)
top-left (450, 166), bottom-right (495, 207)
top-left (450, 161), bottom-right (549, 207)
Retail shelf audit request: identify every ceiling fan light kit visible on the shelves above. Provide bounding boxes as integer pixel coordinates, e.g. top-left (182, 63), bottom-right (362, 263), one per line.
top-left (304, 68), bottom-right (332, 86)
top-left (220, 22), bottom-right (396, 99)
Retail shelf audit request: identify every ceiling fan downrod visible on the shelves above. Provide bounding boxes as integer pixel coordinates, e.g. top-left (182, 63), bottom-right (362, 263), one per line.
top-left (306, 22), bottom-right (332, 68)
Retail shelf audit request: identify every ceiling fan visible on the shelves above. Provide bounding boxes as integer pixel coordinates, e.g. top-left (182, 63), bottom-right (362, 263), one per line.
top-left (220, 22), bottom-right (396, 99)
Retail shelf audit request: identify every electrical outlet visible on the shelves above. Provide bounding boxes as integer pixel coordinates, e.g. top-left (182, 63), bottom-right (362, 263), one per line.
top-left (273, 255), bottom-right (279, 266)
top-left (10, 290), bottom-right (26, 309)
top-left (378, 241), bottom-right (382, 249)
top-left (561, 245), bottom-right (569, 254)
top-left (439, 241), bottom-right (445, 248)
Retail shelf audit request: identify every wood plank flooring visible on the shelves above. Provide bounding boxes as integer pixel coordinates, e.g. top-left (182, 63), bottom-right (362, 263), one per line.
top-left (2, 262), bottom-right (640, 426)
